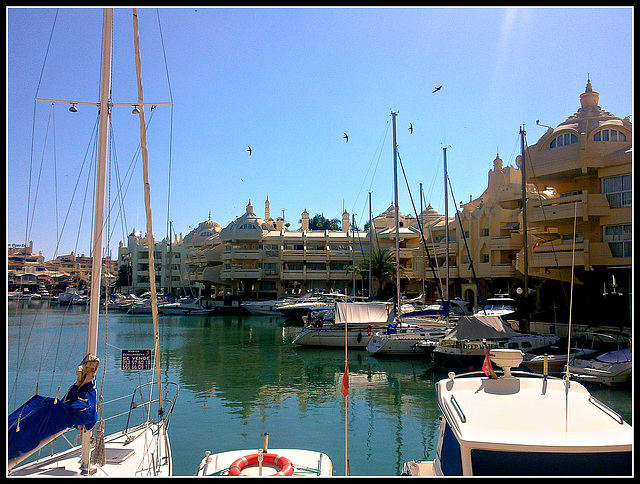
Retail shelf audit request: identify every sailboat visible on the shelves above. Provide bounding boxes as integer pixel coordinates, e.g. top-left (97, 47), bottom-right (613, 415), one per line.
top-left (8, 9), bottom-right (178, 476)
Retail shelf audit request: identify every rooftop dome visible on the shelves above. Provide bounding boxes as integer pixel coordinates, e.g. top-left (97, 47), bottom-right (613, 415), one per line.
top-left (183, 212), bottom-right (222, 247)
top-left (219, 200), bottom-right (272, 242)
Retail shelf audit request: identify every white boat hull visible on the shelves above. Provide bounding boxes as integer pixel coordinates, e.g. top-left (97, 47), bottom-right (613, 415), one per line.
top-left (293, 324), bottom-right (384, 349)
top-left (196, 448), bottom-right (333, 476)
top-left (9, 422), bottom-right (172, 476)
top-left (366, 328), bottom-right (447, 356)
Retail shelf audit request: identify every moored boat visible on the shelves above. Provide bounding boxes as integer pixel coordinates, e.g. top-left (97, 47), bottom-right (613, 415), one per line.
top-left (195, 432), bottom-right (333, 476)
top-left (402, 349), bottom-right (632, 476)
top-left (431, 315), bottom-right (559, 369)
top-left (292, 301), bottom-right (394, 349)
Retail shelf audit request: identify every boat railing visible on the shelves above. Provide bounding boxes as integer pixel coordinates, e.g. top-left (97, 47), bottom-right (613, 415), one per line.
top-left (588, 396), bottom-right (625, 424)
top-left (124, 381), bottom-right (179, 434)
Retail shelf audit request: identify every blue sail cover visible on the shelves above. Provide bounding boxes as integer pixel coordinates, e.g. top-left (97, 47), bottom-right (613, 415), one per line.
top-left (8, 381), bottom-right (98, 461)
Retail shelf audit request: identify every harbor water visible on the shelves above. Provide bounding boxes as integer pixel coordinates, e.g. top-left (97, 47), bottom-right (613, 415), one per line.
top-left (7, 301), bottom-right (632, 476)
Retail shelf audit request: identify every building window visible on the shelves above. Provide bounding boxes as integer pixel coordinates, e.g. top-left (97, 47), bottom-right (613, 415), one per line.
top-left (550, 132), bottom-right (578, 149)
top-left (593, 129), bottom-right (627, 142)
top-left (480, 228), bottom-right (490, 237)
top-left (603, 224), bottom-right (631, 258)
top-left (239, 223), bottom-right (255, 230)
top-left (602, 174), bottom-right (632, 208)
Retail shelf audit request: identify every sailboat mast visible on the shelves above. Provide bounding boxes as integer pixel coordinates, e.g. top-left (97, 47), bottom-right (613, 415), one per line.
top-left (443, 146), bottom-right (449, 304)
top-left (81, 7), bottom-right (113, 472)
top-left (133, 7), bottom-right (164, 411)
top-left (520, 126), bottom-right (529, 331)
top-left (391, 111), bottom-right (401, 315)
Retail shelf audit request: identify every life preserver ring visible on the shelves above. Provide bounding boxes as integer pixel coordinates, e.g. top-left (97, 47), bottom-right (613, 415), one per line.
top-left (228, 453), bottom-right (294, 476)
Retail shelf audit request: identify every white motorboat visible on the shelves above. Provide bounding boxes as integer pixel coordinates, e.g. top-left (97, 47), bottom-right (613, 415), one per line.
top-left (366, 324), bottom-right (448, 356)
top-left (57, 287), bottom-right (81, 305)
top-left (196, 447), bottom-right (333, 476)
top-left (159, 298), bottom-right (216, 315)
top-left (292, 301), bottom-right (394, 349)
top-left (474, 293), bottom-right (518, 320)
top-left (566, 347), bottom-right (632, 386)
top-left (402, 349), bottom-right (632, 476)
top-left (521, 346), bottom-right (598, 374)
top-left (241, 296), bottom-right (296, 315)
top-left (432, 315), bottom-right (559, 369)
top-left (276, 292), bottom-right (343, 319)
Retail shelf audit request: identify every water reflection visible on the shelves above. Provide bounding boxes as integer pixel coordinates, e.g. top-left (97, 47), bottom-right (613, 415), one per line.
top-left (7, 307), bottom-right (631, 476)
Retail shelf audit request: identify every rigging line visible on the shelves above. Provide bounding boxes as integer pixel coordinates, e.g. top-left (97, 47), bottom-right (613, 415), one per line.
top-left (52, 114), bottom-right (100, 259)
top-left (24, 8), bottom-right (59, 251)
top-left (349, 118), bottom-right (391, 217)
top-left (447, 175), bottom-right (485, 310)
top-left (26, 103), bottom-right (55, 249)
top-left (106, 104), bottom-right (160, 247)
top-left (523, 132), bottom-right (571, 311)
top-left (156, 8), bottom-right (175, 241)
top-left (396, 151), bottom-right (444, 301)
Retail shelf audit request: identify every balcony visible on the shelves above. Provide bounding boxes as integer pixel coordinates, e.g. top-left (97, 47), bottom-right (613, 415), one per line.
top-left (489, 233), bottom-right (523, 250)
top-left (221, 268), bottom-right (263, 280)
top-left (221, 249), bottom-right (263, 260)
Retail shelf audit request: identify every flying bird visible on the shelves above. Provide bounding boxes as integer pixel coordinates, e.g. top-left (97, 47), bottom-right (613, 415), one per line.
top-left (433, 86), bottom-right (442, 93)
top-left (247, 146), bottom-right (252, 156)
top-left (343, 132), bottom-right (349, 142)
top-left (408, 123), bottom-right (413, 134)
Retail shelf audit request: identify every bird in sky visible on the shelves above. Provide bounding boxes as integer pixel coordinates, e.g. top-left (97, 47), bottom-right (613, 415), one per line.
top-left (247, 146), bottom-right (252, 156)
top-left (343, 132), bottom-right (349, 142)
top-left (433, 86), bottom-right (442, 93)
top-left (408, 123), bottom-right (413, 134)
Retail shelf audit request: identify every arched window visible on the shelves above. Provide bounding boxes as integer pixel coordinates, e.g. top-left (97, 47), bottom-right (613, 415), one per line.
top-left (593, 129), bottom-right (627, 142)
top-left (550, 132), bottom-right (578, 149)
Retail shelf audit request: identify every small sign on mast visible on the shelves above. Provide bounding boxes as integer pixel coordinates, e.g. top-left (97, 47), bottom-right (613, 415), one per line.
top-left (121, 349), bottom-right (152, 371)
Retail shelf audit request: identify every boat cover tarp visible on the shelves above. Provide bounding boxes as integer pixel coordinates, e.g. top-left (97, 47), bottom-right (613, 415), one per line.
top-left (8, 381), bottom-right (98, 461)
top-left (595, 348), bottom-right (632, 363)
top-left (441, 315), bottom-right (519, 341)
top-left (335, 301), bottom-right (394, 325)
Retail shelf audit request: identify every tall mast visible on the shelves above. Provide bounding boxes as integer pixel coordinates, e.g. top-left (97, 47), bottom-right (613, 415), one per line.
top-left (391, 111), bottom-right (401, 316)
top-left (520, 125), bottom-right (529, 331)
top-left (368, 191), bottom-right (373, 300)
top-left (81, 7), bottom-right (113, 472)
top-left (133, 7), bottom-right (164, 411)
top-left (443, 146), bottom-right (449, 304)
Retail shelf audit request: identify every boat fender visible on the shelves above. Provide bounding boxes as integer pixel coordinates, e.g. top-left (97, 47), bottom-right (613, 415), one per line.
top-left (228, 453), bottom-right (294, 476)
top-left (357, 331), bottom-right (362, 343)
top-left (367, 325), bottom-right (372, 336)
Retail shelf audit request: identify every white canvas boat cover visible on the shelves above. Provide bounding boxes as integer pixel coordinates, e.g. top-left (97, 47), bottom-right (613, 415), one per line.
top-left (441, 315), bottom-right (519, 341)
top-left (334, 301), bottom-right (394, 325)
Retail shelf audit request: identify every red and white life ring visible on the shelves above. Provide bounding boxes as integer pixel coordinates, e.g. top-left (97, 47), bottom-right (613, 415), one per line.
top-left (228, 453), bottom-right (295, 476)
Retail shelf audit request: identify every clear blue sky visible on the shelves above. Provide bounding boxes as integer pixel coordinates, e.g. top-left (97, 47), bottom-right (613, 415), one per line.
top-left (7, 7), bottom-right (633, 261)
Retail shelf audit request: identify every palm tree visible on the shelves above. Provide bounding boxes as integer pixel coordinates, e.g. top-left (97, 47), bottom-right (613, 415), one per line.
top-left (347, 247), bottom-right (397, 300)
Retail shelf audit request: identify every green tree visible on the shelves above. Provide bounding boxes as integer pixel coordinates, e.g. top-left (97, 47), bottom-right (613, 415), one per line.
top-left (306, 213), bottom-right (341, 230)
top-left (347, 247), bottom-right (397, 299)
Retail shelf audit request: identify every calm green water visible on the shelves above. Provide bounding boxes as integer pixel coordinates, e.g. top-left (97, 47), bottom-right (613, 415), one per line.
top-left (7, 301), bottom-right (632, 476)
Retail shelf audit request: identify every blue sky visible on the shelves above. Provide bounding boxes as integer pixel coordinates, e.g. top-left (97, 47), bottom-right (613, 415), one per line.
top-left (7, 7), bottom-right (633, 261)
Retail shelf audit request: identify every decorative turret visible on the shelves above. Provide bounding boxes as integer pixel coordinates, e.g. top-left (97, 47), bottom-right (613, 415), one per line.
top-left (579, 77), bottom-right (599, 108)
top-left (342, 210), bottom-right (350, 233)
top-left (301, 209), bottom-right (309, 231)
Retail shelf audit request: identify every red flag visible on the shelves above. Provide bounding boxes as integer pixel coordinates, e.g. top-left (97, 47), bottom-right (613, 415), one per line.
top-left (482, 347), bottom-right (498, 379)
top-left (341, 362), bottom-right (350, 397)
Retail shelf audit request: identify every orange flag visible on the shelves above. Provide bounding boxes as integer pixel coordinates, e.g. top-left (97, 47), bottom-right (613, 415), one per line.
top-left (341, 362), bottom-right (350, 397)
top-left (482, 346), bottom-right (498, 379)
